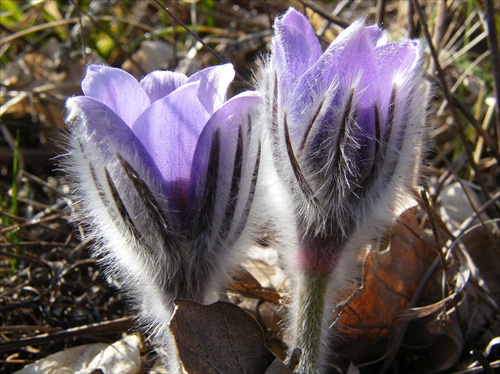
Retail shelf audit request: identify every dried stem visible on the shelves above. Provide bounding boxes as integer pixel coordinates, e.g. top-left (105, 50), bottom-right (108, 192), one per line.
top-left (298, 0), bottom-right (350, 28)
top-left (153, 0), bottom-right (250, 87)
top-left (411, 0), bottom-right (492, 202)
top-left (376, 0), bottom-right (386, 27)
top-left (484, 0), bottom-right (500, 132)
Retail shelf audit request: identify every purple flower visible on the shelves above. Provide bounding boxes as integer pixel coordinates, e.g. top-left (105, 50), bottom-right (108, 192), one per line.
top-left (64, 64), bottom-right (261, 368)
top-left (259, 9), bottom-right (428, 372)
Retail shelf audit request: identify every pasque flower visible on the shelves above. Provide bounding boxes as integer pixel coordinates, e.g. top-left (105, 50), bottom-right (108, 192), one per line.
top-left (259, 9), bottom-right (428, 372)
top-left (63, 64), bottom-right (261, 370)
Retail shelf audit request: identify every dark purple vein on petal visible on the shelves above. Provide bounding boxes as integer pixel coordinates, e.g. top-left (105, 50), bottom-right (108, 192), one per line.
top-left (300, 97), bottom-right (326, 152)
top-left (195, 128), bottom-right (221, 238)
top-left (374, 104), bottom-right (381, 160)
top-left (116, 153), bottom-right (181, 256)
top-left (358, 104), bottom-right (382, 193)
top-left (88, 160), bottom-right (109, 206)
top-left (380, 85), bottom-right (397, 159)
top-left (219, 125), bottom-right (244, 241)
top-left (103, 166), bottom-right (146, 248)
top-left (333, 90), bottom-right (354, 167)
top-left (188, 130), bottom-right (222, 298)
top-left (87, 161), bottom-right (125, 229)
top-left (81, 138), bottom-right (122, 222)
top-left (284, 112), bottom-right (318, 204)
top-left (381, 91), bottom-right (413, 187)
top-left (360, 85), bottom-right (400, 199)
top-left (228, 141), bottom-right (261, 246)
top-left (246, 113), bottom-right (253, 139)
top-left (270, 72), bottom-right (280, 147)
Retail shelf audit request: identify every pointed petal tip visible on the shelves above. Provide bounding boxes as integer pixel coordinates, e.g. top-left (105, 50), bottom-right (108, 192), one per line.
top-left (277, 8), bottom-right (315, 36)
top-left (187, 63), bottom-right (235, 84)
top-left (65, 95), bottom-right (79, 108)
top-left (333, 18), bottom-right (385, 48)
top-left (82, 64), bottom-right (135, 91)
top-left (140, 70), bottom-right (188, 103)
top-left (65, 96), bottom-right (91, 121)
top-left (187, 64), bottom-right (236, 114)
top-left (81, 64), bottom-right (150, 127)
top-left (281, 7), bottom-right (306, 25)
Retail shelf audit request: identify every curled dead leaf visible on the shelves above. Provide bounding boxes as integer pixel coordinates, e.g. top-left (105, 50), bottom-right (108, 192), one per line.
top-left (330, 207), bottom-right (499, 372)
top-left (229, 268), bottom-right (281, 304)
top-left (170, 300), bottom-right (276, 374)
top-left (331, 209), bottom-right (436, 363)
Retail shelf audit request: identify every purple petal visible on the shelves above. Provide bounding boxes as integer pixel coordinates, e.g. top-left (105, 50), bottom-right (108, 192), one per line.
top-left (140, 71), bottom-right (188, 103)
top-left (130, 82), bottom-right (210, 204)
top-left (273, 9), bottom-right (322, 91)
top-left (66, 96), bottom-right (165, 184)
top-left (289, 22), bottom-right (379, 142)
top-left (351, 106), bottom-right (377, 180)
top-left (187, 91), bottom-right (261, 222)
top-left (373, 40), bottom-right (421, 121)
top-left (81, 65), bottom-right (150, 127)
top-left (66, 95), bottom-right (183, 238)
top-left (187, 64), bottom-right (235, 115)
top-left (374, 41), bottom-right (420, 75)
top-left (311, 21), bottom-right (377, 90)
top-left (364, 24), bottom-right (386, 46)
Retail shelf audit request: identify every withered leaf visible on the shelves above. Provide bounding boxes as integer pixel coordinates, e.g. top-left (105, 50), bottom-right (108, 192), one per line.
top-left (329, 207), bottom-right (495, 373)
top-left (331, 208), bottom-right (436, 363)
top-left (229, 268), bottom-right (281, 303)
top-left (263, 358), bottom-right (293, 374)
top-left (170, 300), bottom-right (276, 374)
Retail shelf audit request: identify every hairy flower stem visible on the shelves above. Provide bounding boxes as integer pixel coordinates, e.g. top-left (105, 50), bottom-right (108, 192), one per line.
top-left (294, 271), bottom-right (329, 373)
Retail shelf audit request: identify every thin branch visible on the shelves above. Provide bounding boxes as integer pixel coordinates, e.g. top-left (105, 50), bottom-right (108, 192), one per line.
top-left (0, 317), bottom-right (134, 353)
top-left (376, 0), bottom-right (386, 27)
top-left (297, 0), bottom-right (350, 28)
top-left (407, 0), bottom-right (418, 39)
top-left (153, 0), bottom-right (250, 87)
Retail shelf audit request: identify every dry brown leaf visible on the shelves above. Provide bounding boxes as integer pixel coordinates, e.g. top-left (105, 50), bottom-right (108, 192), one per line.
top-left (459, 224), bottom-right (500, 301)
top-left (330, 206), bottom-right (499, 372)
top-left (263, 358), bottom-right (293, 374)
top-left (15, 334), bottom-right (141, 374)
top-left (170, 300), bottom-right (276, 374)
top-left (331, 208), bottom-right (436, 363)
top-left (1, 39), bottom-right (86, 125)
top-left (229, 268), bottom-right (281, 303)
